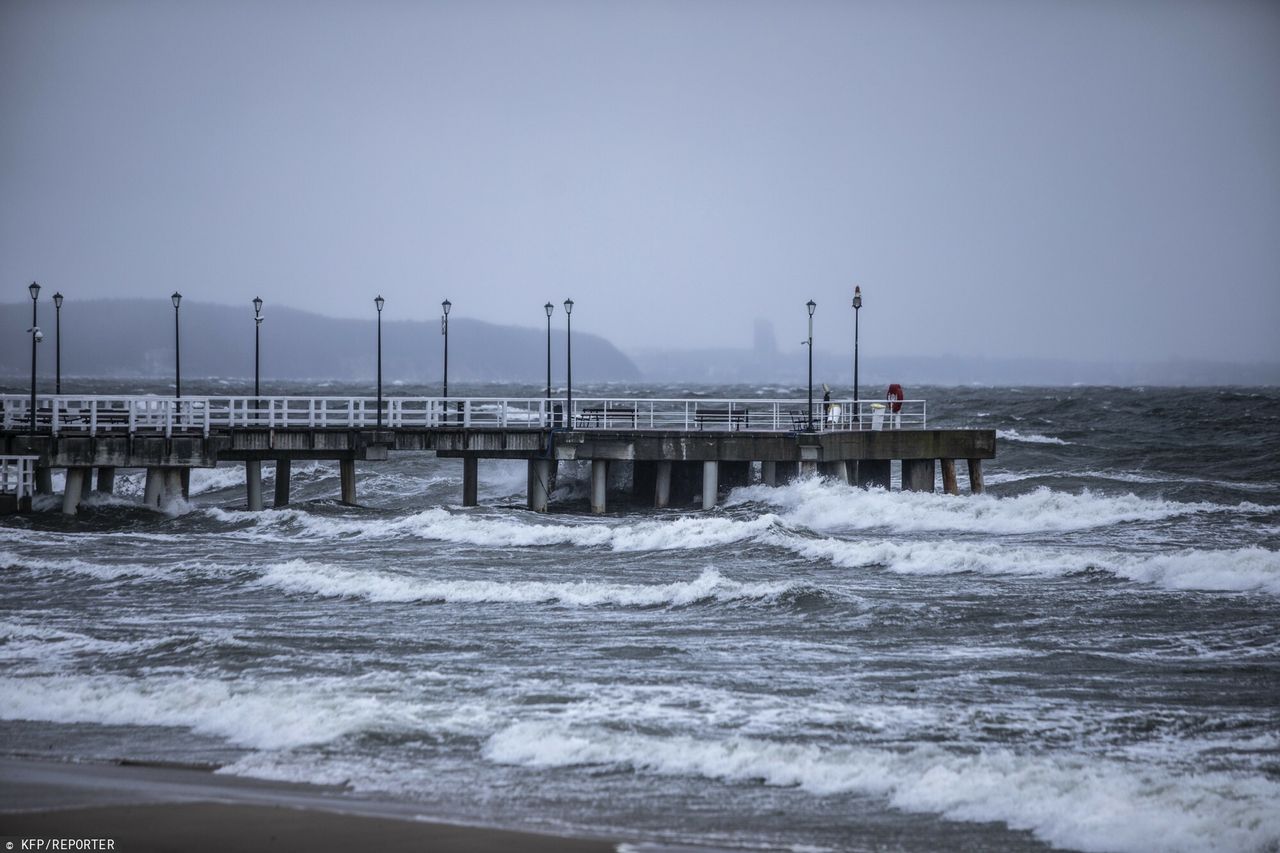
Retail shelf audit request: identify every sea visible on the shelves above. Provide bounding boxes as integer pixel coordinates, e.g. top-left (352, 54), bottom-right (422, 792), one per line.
top-left (2, 382), bottom-right (1278, 853)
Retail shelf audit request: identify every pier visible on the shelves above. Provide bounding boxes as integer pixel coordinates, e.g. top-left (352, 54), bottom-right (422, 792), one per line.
top-left (0, 394), bottom-right (994, 515)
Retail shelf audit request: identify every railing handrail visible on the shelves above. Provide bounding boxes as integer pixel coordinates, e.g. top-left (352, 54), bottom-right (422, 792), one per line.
top-left (0, 393), bottom-right (928, 435)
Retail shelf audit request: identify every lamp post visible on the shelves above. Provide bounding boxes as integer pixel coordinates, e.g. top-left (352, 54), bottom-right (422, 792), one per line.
top-left (564, 298), bottom-right (574, 421)
top-left (28, 282), bottom-right (40, 435)
top-left (852, 285), bottom-right (862, 409)
top-left (253, 296), bottom-right (263, 399)
top-left (441, 299), bottom-right (451, 399)
top-left (806, 299), bottom-right (816, 431)
top-left (544, 302), bottom-right (554, 418)
top-left (172, 292), bottom-right (182, 398)
top-left (375, 295), bottom-right (385, 428)
top-left (53, 291), bottom-right (63, 394)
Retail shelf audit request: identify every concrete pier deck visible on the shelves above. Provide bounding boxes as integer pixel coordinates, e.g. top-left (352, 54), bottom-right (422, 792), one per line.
top-left (1, 394), bottom-right (994, 514)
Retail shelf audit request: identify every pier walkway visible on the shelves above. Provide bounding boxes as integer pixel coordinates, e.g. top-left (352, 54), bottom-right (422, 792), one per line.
top-left (0, 394), bottom-right (993, 515)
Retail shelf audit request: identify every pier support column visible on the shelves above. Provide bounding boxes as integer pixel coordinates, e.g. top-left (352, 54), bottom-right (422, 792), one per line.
top-left (462, 457), bottom-right (478, 507)
top-left (902, 459), bottom-right (936, 492)
top-left (527, 458), bottom-right (552, 513)
top-left (180, 468), bottom-right (191, 499)
top-left (245, 460), bottom-right (264, 511)
top-left (590, 459), bottom-right (608, 514)
top-left (967, 458), bottom-right (985, 495)
top-left (856, 459), bottom-right (891, 490)
top-left (95, 467), bottom-right (116, 495)
top-left (820, 461), bottom-right (848, 483)
top-left (162, 468), bottom-right (184, 507)
top-left (35, 466), bottom-right (53, 495)
top-left (143, 468), bottom-right (162, 508)
top-left (702, 461), bottom-right (719, 510)
top-left (761, 461), bottom-right (777, 487)
top-left (799, 460), bottom-right (819, 479)
top-left (340, 458), bottom-right (357, 506)
top-left (941, 459), bottom-right (959, 496)
top-left (654, 461), bottom-right (672, 508)
top-left (274, 459), bottom-right (292, 507)
top-left (62, 467), bottom-right (87, 515)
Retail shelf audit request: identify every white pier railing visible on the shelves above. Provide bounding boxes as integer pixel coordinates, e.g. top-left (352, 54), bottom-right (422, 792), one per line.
top-left (0, 455), bottom-right (39, 499)
top-left (0, 395), bottom-right (927, 437)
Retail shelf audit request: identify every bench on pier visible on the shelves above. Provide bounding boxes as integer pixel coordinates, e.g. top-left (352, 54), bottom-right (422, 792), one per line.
top-left (576, 406), bottom-right (638, 428)
top-left (694, 406), bottom-right (749, 430)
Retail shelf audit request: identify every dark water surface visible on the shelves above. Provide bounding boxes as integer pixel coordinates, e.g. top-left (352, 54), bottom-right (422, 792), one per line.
top-left (2, 384), bottom-right (1278, 852)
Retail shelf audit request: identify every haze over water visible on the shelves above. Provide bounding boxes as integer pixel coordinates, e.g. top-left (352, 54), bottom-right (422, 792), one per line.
top-left (2, 382), bottom-right (1279, 852)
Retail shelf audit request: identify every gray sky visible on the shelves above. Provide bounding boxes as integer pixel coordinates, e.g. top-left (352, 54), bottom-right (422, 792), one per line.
top-left (3, 0), bottom-right (1278, 363)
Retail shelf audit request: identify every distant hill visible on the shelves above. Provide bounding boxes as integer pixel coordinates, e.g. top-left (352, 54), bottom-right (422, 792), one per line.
top-left (0, 299), bottom-right (639, 383)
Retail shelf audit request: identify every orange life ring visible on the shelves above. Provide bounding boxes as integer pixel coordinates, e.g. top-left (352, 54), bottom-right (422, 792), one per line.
top-left (886, 384), bottom-right (904, 414)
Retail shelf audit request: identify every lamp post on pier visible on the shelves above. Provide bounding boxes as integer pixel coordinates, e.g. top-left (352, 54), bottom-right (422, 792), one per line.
top-left (375, 295), bottom-right (385, 429)
top-left (253, 296), bottom-right (263, 399)
top-left (806, 299), bottom-right (816, 431)
top-left (564, 298), bottom-right (574, 422)
top-left (852, 285), bottom-right (862, 409)
top-left (544, 301), bottom-right (554, 417)
top-left (28, 282), bottom-right (40, 435)
top-left (441, 299), bottom-right (451, 400)
top-left (171, 292), bottom-right (182, 398)
top-left (53, 291), bottom-right (63, 394)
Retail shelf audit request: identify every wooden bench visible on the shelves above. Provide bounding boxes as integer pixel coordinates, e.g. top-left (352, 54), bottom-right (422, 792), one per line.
top-left (576, 406), bottom-right (638, 428)
top-left (694, 406), bottom-right (749, 430)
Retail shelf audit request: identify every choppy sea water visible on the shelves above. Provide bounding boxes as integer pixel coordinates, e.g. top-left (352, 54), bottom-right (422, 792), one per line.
top-left (2, 384), bottom-right (1278, 853)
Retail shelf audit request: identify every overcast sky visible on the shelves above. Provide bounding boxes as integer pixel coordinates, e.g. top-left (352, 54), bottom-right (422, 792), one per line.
top-left (2, 0), bottom-right (1277, 364)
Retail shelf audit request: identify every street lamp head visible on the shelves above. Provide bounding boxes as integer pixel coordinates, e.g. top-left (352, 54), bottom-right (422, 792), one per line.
top-left (374, 295), bottom-right (385, 312)
top-left (544, 301), bottom-right (554, 318)
top-left (253, 296), bottom-right (263, 316)
top-left (53, 291), bottom-right (63, 308)
top-left (807, 299), bottom-right (816, 317)
top-left (29, 281), bottom-right (40, 301)
top-left (852, 286), bottom-right (862, 310)
top-left (442, 299), bottom-right (451, 316)
top-left (32, 328), bottom-right (43, 342)
top-left (563, 298), bottom-right (573, 316)
top-left (171, 291), bottom-right (182, 308)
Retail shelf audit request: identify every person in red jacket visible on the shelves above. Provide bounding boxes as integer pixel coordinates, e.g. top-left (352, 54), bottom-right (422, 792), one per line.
top-left (886, 384), bottom-right (905, 428)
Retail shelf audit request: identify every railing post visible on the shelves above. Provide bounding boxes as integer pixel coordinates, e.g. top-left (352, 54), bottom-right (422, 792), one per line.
top-left (463, 400), bottom-right (471, 428)
top-left (51, 398), bottom-right (59, 436)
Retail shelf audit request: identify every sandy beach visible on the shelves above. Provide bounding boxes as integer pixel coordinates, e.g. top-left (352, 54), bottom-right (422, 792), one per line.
top-left (0, 758), bottom-right (619, 853)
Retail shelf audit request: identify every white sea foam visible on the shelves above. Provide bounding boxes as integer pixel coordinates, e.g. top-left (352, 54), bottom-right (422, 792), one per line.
top-left (730, 479), bottom-right (1259, 535)
top-left (770, 535), bottom-right (1280, 594)
top-left (255, 562), bottom-right (799, 607)
top-left (0, 674), bottom-right (412, 750)
top-left (996, 429), bottom-right (1071, 445)
top-left (206, 506), bottom-right (778, 552)
top-left (483, 721), bottom-right (1280, 853)
top-left (0, 549), bottom-right (167, 581)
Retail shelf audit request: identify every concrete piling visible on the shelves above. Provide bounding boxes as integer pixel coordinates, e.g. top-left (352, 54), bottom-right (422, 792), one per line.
top-left (591, 459), bottom-right (608, 514)
top-left (340, 458), bottom-right (357, 506)
top-left (246, 460), bottom-right (264, 511)
top-left (941, 459), bottom-right (959, 495)
top-left (143, 468), bottom-right (162, 508)
top-left (654, 461), bottom-right (672, 508)
top-left (462, 457), bottom-right (478, 507)
top-left (702, 461), bottom-right (719, 510)
top-left (527, 458), bottom-right (552, 513)
top-left (162, 468), bottom-right (184, 506)
top-left (96, 466), bottom-right (116, 494)
top-left (180, 468), bottom-right (191, 499)
top-left (902, 458), bottom-right (936, 492)
top-left (36, 467), bottom-right (53, 495)
top-left (799, 460), bottom-right (818, 479)
top-left (274, 459), bottom-right (292, 507)
top-left (967, 458), bottom-right (985, 494)
top-left (761, 461), bottom-right (777, 487)
top-left (62, 467), bottom-right (87, 515)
